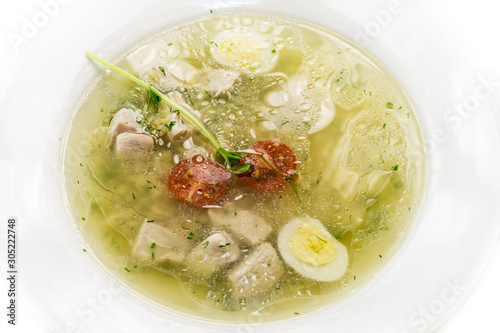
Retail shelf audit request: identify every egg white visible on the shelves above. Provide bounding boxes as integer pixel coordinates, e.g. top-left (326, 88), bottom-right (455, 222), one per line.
top-left (278, 216), bottom-right (349, 282)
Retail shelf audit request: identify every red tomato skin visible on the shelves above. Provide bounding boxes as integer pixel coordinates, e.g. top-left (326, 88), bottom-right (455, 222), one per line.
top-left (168, 156), bottom-right (230, 206)
top-left (237, 140), bottom-right (297, 191)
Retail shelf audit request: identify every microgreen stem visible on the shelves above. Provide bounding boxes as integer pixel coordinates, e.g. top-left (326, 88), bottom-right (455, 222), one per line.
top-left (86, 51), bottom-right (222, 151)
top-left (227, 150), bottom-right (304, 180)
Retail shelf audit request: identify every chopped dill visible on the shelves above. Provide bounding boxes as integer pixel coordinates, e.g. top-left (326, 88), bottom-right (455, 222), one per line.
top-left (316, 235), bottom-right (327, 242)
top-left (165, 121), bottom-right (176, 131)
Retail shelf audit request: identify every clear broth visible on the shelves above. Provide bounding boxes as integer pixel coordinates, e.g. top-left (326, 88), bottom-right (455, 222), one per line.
top-left (63, 13), bottom-right (425, 322)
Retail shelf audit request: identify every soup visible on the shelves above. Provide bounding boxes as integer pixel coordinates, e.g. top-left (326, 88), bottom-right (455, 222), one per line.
top-left (63, 12), bottom-right (425, 322)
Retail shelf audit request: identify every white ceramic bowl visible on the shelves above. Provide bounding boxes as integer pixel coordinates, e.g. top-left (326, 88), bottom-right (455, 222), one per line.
top-left (1, 1), bottom-right (500, 332)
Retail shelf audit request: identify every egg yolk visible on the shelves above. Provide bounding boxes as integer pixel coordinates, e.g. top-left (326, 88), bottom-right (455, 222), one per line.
top-left (289, 223), bottom-right (337, 266)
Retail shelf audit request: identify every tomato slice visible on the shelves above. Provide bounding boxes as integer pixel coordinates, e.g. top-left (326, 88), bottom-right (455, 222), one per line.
top-left (168, 156), bottom-right (230, 206)
top-left (236, 140), bottom-right (297, 191)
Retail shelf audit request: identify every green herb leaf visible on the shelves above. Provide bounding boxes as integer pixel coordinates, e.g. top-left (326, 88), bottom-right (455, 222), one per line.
top-left (145, 85), bottom-right (161, 117)
top-left (81, 217), bottom-right (86, 221)
top-left (216, 148), bottom-right (243, 167)
top-left (159, 66), bottom-right (166, 76)
top-left (316, 235), bottom-right (327, 242)
top-left (150, 242), bottom-right (156, 249)
top-left (203, 241), bottom-right (209, 248)
top-left (132, 193), bottom-right (136, 199)
top-left (386, 102), bottom-right (394, 109)
top-left (304, 123), bottom-right (312, 130)
top-left (165, 121), bottom-right (176, 131)
top-left (124, 267), bottom-right (131, 273)
top-left (83, 249), bottom-right (87, 252)
top-left (335, 234), bottom-right (343, 241)
top-left (205, 91), bottom-right (212, 98)
top-left (391, 165), bottom-right (399, 171)
top-left (383, 123), bottom-right (386, 129)
top-left (167, 42), bottom-right (173, 46)
top-left (187, 232), bottom-right (194, 240)
top-left (148, 86), bottom-right (160, 108)
top-left (232, 163), bottom-right (252, 174)
top-left (147, 220), bottom-right (155, 223)
top-left (271, 49), bottom-right (276, 53)
top-left (219, 243), bottom-right (231, 248)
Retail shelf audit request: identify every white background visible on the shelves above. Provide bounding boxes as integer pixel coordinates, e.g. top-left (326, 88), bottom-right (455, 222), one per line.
top-left (0, 1), bottom-right (499, 332)
top-left (419, 0), bottom-right (500, 331)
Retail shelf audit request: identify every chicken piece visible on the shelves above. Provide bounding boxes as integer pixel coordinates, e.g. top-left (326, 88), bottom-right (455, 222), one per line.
top-left (204, 70), bottom-right (240, 98)
top-left (109, 108), bottom-right (141, 137)
top-left (115, 133), bottom-right (154, 156)
top-left (167, 113), bottom-right (190, 141)
top-left (132, 222), bottom-right (191, 264)
top-left (208, 209), bottom-right (272, 246)
top-left (228, 242), bottom-right (285, 299)
top-left (164, 91), bottom-right (196, 142)
top-left (184, 231), bottom-right (240, 278)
